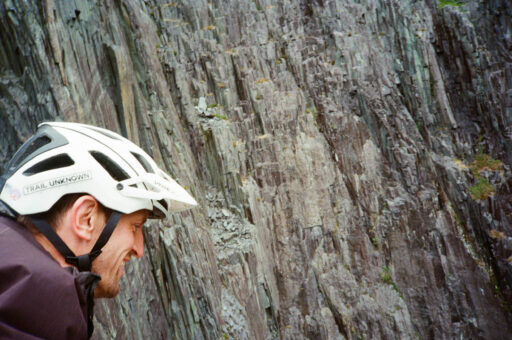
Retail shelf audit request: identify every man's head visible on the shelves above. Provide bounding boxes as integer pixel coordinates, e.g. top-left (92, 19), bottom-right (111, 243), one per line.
top-left (45, 194), bottom-right (149, 298)
top-left (0, 122), bottom-right (197, 295)
top-left (22, 193), bottom-right (149, 297)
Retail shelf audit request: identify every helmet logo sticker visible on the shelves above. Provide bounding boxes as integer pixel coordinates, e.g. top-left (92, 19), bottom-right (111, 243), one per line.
top-left (4, 183), bottom-right (21, 201)
top-left (23, 171), bottom-right (92, 195)
top-left (153, 180), bottom-right (167, 191)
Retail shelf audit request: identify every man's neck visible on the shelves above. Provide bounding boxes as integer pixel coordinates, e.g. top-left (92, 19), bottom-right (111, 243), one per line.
top-left (27, 223), bottom-right (69, 268)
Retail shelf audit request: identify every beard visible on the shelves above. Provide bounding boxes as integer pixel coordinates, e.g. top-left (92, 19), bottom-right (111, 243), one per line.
top-left (91, 257), bottom-right (122, 298)
top-left (93, 278), bottom-right (120, 298)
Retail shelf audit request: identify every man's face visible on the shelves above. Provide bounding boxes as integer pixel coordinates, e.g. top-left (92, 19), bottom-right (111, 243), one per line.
top-left (92, 209), bottom-right (149, 298)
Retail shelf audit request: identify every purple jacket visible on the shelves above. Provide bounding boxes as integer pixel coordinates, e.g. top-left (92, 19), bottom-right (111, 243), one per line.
top-left (0, 216), bottom-right (93, 339)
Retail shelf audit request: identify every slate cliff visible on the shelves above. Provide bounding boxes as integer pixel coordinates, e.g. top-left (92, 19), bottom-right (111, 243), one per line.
top-left (0, 0), bottom-right (511, 339)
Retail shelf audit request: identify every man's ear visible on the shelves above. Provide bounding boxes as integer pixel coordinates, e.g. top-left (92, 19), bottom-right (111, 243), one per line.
top-left (70, 195), bottom-right (102, 242)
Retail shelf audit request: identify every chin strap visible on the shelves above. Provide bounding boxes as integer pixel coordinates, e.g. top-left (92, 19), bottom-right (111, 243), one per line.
top-left (30, 212), bottom-right (122, 272)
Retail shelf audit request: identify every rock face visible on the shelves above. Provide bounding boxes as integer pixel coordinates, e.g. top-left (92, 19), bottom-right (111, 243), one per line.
top-left (0, 0), bottom-right (511, 339)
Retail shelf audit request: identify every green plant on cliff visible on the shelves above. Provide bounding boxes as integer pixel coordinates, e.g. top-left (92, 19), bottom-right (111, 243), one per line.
top-left (380, 266), bottom-right (403, 298)
top-left (438, 0), bottom-right (466, 8)
top-left (214, 113), bottom-right (228, 120)
top-left (469, 178), bottom-right (495, 200)
top-left (468, 153), bottom-right (503, 200)
top-left (470, 153), bottom-right (503, 176)
top-left (380, 266), bottom-right (393, 284)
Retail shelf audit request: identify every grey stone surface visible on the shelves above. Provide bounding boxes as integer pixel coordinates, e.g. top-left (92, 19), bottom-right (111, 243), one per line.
top-left (0, 0), bottom-right (511, 339)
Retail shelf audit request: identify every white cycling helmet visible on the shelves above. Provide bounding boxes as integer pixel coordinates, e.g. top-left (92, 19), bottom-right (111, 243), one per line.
top-left (0, 121), bottom-right (197, 219)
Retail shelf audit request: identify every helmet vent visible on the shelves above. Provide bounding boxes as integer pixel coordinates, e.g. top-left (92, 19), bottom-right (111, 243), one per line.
top-left (131, 152), bottom-right (155, 173)
top-left (23, 154), bottom-right (74, 176)
top-left (11, 135), bottom-right (52, 169)
top-left (157, 199), bottom-right (168, 210)
top-left (89, 151), bottom-right (129, 181)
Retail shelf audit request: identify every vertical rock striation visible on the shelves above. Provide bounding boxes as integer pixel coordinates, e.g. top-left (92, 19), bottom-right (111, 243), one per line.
top-left (0, 0), bottom-right (510, 339)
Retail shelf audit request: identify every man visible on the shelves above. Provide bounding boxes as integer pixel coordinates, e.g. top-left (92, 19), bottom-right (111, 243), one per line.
top-left (0, 122), bottom-right (197, 339)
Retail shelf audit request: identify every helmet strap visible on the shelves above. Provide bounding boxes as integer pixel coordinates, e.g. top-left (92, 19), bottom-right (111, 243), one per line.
top-left (30, 211), bottom-right (122, 272)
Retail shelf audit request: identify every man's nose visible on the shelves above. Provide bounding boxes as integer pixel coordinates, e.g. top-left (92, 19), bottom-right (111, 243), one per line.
top-left (132, 228), bottom-right (144, 258)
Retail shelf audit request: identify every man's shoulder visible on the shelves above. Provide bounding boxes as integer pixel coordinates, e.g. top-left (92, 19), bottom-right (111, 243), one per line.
top-left (0, 216), bottom-right (71, 281)
top-left (0, 217), bottom-right (88, 340)
top-left (0, 216), bottom-right (80, 296)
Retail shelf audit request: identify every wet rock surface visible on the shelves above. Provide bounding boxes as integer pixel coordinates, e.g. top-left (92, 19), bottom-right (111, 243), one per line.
top-left (0, 0), bottom-right (511, 339)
